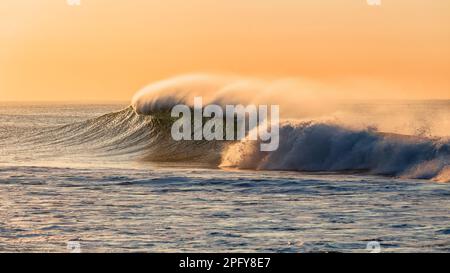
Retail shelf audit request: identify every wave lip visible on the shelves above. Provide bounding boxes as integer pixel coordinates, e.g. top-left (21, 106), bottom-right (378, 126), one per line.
top-left (132, 74), bottom-right (235, 115)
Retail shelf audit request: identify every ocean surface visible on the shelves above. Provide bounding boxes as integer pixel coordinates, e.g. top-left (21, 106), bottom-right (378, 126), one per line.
top-left (0, 102), bottom-right (449, 252)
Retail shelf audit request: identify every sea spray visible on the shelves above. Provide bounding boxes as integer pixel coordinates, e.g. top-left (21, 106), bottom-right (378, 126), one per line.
top-left (4, 74), bottom-right (448, 182)
top-left (170, 96), bottom-right (280, 151)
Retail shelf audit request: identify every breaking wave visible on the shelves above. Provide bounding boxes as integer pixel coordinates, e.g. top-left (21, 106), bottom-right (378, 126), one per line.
top-left (11, 74), bottom-right (450, 182)
top-left (221, 122), bottom-right (450, 182)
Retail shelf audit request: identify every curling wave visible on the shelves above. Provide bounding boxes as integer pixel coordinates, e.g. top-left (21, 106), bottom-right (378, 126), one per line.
top-left (10, 74), bottom-right (450, 182)
top-left (14, 106), bottom-right (223, 163)
top-left (22, 106), bottom-right (448, 182)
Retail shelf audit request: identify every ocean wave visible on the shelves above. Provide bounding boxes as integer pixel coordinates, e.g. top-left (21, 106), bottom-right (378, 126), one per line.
top-left (14, 106), bottom-right (223, 163)
top-left (221, 121), bottom-right (450, 182)
top-left (17, 106), bottom-right (447, 182)
top-left (8, 74), bottom-right (449, 182)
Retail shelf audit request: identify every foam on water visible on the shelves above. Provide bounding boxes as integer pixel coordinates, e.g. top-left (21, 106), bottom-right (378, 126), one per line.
top-left (221, 122), bottom-right (450, 182)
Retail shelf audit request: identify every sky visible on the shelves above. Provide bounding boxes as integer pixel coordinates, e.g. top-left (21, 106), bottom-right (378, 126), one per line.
top-left (0, 0), bottom-right (449, 101)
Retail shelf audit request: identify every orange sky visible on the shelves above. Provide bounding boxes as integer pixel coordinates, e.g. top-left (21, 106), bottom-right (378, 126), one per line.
top-left (0, 0), bottom-right (449, 101)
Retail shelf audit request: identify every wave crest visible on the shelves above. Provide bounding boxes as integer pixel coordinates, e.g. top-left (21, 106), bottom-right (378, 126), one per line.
top-left (10, 74), bottom-right (449, 182)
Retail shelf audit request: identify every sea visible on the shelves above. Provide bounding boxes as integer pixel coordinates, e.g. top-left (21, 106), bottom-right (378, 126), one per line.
top-left (0, 101), bottom-right (449, 252)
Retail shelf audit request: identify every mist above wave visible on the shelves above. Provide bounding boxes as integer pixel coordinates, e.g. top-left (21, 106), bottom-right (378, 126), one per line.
top-left (130, 74), bottom-right (449, 181)
top-left (132, 74), bottom-right (450, 137)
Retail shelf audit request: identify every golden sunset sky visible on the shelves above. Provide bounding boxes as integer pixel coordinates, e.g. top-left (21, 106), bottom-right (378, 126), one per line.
top-left (0, 0), bottom-right (449, 101)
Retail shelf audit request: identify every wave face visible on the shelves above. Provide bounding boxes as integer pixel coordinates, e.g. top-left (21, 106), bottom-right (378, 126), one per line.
top-left (6, 74), bottom-right (449, 182)
top-left (8, 106), bottom-right (222, 164)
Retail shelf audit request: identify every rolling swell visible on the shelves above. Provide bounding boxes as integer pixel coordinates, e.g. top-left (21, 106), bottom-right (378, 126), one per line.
top-left (1, 74), bottom-right (448, 183)
top-left (9, 105), bottom-right (449, 182)
top-left (16, 106), bottom-right (223, 164)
